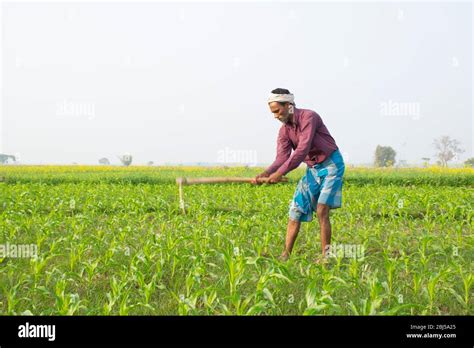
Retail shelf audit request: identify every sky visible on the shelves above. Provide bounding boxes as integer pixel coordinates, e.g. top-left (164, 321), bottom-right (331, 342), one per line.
top-left (0, 0), bottom-right (472, 166)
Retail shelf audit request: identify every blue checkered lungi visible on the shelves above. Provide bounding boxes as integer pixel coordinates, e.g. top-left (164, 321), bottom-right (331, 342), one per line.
top-left (289, 149), bottom-right (345, 222)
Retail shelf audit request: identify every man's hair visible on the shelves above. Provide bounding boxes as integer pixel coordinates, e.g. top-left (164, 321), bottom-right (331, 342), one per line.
top-left (271, 88), bottom-right (291, 95)
top-left (270, 88), bottom-right (295, 106)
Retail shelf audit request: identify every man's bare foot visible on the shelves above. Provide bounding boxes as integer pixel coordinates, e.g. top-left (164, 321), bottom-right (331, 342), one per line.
top-left (315, 255), bottom-right (330, 265)
top-left (279, 252), bottom-right (290, 262)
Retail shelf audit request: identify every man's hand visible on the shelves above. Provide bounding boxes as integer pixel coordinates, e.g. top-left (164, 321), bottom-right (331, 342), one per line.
top-left (251, 172), bottom-right (269, 185)
top-left (268, 171), bottom-right (283, 184)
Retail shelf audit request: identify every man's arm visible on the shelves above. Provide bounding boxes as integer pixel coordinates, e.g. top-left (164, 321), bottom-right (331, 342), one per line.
top-left (275, 112), bottom-right (319, 176)
top-left (264, 126), bottom-right (292, 175)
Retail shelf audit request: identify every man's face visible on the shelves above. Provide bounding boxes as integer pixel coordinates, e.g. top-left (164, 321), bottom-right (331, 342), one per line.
top-left (269, 102), bottom-right (293, 124)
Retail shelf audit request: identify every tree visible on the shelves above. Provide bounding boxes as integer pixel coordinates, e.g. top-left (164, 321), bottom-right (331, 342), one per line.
top-left (118, 153), bottom-right (132, 166)
top-left (464, 158), bottom-right (474, 168)
top-left (0, 154), bottom-right (16, 164)
top-left (99, 158), bottom-right (110, 165)
top-left (433, 136), bottom-right (464, 167)
top-left (374, 145), bottom-right (396, 167)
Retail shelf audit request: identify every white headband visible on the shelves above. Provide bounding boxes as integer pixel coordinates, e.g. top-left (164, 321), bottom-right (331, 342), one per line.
top-left (268, 93), bottom-right (295, 104)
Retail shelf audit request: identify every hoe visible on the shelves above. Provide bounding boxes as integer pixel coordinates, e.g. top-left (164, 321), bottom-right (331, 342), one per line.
top-left (175, 176), bottom-right (288, 214)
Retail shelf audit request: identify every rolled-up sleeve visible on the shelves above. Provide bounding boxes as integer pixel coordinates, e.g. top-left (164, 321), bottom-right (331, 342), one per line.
top-left (277, 113), bottom-right (319, 176)
top-left (264, 126), bottom-right (292, 175)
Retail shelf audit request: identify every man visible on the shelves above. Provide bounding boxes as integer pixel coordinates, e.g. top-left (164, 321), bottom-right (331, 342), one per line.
top-left (251, 88), bottom-right (345, 262)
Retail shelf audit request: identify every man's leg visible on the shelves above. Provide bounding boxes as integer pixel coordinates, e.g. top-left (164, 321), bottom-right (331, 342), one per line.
top-left (280, 218), bottom-right (301, 260)
top-left (317, 203), bottom-right (331, 256)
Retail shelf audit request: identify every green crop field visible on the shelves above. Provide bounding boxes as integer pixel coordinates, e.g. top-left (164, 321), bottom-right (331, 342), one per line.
top-left (0, 165), bottom-right (472, 315)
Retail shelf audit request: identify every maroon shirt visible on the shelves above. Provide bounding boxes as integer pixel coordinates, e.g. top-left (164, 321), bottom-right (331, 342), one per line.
top-left (265, 107), bottom-right (339, 176)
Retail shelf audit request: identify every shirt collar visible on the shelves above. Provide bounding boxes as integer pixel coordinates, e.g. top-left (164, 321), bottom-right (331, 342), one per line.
top-left (287, 107), bottom-right (300, 129)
